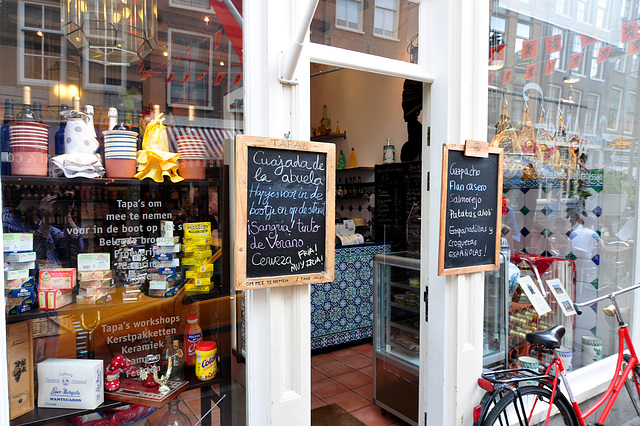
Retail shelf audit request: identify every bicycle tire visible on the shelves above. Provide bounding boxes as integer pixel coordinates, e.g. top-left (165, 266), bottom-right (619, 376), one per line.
top-left (482, 385), bottom-right (576, 426)
top-left (623, 355), bottom-right (640, 417)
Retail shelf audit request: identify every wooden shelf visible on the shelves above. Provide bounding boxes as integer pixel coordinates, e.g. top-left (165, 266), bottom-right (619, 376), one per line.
top-left (310, 132), bottom-right (346, 142)
top-left (337, 166), bottom-right (374, 172)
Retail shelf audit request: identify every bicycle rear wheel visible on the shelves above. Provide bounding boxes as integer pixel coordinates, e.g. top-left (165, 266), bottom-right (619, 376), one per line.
top-left (623, 355), bottom-right (640, 417)
top-left (482, 385), bottom-right (576, 426)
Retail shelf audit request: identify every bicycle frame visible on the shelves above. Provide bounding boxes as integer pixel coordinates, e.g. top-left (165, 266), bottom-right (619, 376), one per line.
top-left (543, 324), bottom-right (640, 426)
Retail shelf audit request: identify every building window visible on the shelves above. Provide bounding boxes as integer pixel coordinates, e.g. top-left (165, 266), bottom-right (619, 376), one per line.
top-left (624, 91), bottom-right (636, 133)
top-left (589, 42), bottom-right (605, 80)
top-left (169, 0), bottom-right (212, 12)
top-left (606, 87), bottom-right (622, 131)
top-left (585, 93), bottom-right (600, 135)
top-left (548, 27), bottom-right (565, 71)
top-left (84, 61), bottom-right (125, 92)
top-left (168, 30), bottom-right (212, 108)
top-left (577, 0), bottom-right (591, 24)
top-left (20, 1), bottom-right (63, 84)
top-left (515, 22), bottom-right (531, 65)
top-left (596, 0), bottom-right (609, 29)
top-left (336, 0), bottom-right (363, 32)
top-left (373, 0), bottom-right (398, 39)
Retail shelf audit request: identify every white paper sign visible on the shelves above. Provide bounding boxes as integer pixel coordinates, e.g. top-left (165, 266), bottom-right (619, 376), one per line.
top-left (518, 276), bottom-right (551, 316)
top-left (546, 278), bottom-right (576, 316)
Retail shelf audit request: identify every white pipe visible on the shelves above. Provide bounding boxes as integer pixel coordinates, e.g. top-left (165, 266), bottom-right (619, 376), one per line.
top-left (279, 0), bottom-right (320, 83)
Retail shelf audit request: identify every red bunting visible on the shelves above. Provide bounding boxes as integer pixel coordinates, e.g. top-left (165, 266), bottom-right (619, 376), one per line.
top-left (597, 45), bottom-right (612, 63)
top-left (628, 39), bottom-right (640, 55)
top-left (522, 40), bottom-right (537, 60)
top-left (503, 69), bottom-right (513, 84)
top-left (488, 73), bottom-right (495, 85)
top-left (580, 34), bottom-right (597, 49)
top-left (545, 59), bottom-right (557, 75)
top-left (214, 30), bottom-right (222, 50)
top-left (166, 72), bottom-right (176, 83)
top-left (545, 35), bottom-right (562, 54)
top-left (622, 22), bottom-right (639, 42)
top-left (214, 73), bottom-right (226, 85)
top-left (569, 53), bottom-right (583, 69)
top-left (182, 73), bottom-right (192, 84)
top-left (233, 73), bottom-right (243, 85)
top-left (525, 64), bottom-right (536, 80)
top-left (141, 70), bottom-right (153, 81)
top-left (490, 45), bottom-right (505, 62)
top-left (196, 72), bottom-right (207, 81)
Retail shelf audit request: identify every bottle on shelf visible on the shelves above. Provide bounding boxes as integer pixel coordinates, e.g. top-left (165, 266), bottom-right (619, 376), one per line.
top-left (186, 105), bottom-right (196, 135)
top-left (54, 104), bottom-right (68, 155)
top-left (349, 147), bottom-right (357, 168)
top-left (107, 107), bottom-right (118, 131)
top-left (337, 149), bottom-right (346, 170)
top-left (15, 86), bottom-right (36, 122)
top-left (184, 313), bottom-right (202, 367)
top-left (1, 98), bottom-right (14, 174)
top-left (72, 96), bottom-right (81, 116)
top-left (33, 101), bottom-right (43, 123)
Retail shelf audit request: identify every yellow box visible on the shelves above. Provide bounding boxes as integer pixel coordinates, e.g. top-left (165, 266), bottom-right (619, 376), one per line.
top-left (184, 222), bottom-right (211, 237)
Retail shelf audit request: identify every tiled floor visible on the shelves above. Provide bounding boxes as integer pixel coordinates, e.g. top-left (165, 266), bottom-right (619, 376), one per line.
top-left (312, 343), bottom-right (410, 426)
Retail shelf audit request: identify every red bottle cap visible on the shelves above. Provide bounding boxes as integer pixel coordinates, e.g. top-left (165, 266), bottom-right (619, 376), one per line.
top-left (196, 341), bottom-right (216, 351)
top-left (187, 313), bottom-right (198, 322)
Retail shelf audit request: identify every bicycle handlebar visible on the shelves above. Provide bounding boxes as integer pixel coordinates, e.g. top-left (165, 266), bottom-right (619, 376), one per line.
top-left (575, 282), bottom-right (640, 308)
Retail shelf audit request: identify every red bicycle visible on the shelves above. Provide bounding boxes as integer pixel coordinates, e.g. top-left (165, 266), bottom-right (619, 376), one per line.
top-left (473, 282), bottom-right (640, 425)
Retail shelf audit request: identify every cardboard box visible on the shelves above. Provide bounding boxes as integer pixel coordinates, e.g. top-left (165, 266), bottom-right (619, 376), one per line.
top-left (5, 261), bottom-right (36, 271)
top-left (160, 220), bottom-right (174, 237)
top-left (5, 269), bottom-right (30, 281)
top-left (3, 233), bottom-right (33, 252)
top-left (39, 269), bottom-right (77, 289)
top-left (4, 251), bottom-right (36, 263)
top-left (78, 270), bottom-right (113, 281)
top-left (37, 359), bottom-right (103, 409)
top-left (77, 254), bottom-right (111, 272)
top-left (156, 236), bottom-right (180, 246)
top-left (38, 289), bottom-right (73, 310)
top-left (7, 321), bottom-right (34, 420)
top-left (183, 222), bottom-right (211, 237)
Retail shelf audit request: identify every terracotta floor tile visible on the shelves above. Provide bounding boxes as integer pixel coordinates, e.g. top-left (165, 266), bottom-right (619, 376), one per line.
top-left (311, 378), bottom-right (348, 399)
top-left (311, 353), bottom-right (333, 366)
top-left (314, 360), bottom-right (353, 377)
top-left (323, 390), bottom-right (371, 412)
top-left (311, 367), bottom-right (328, 383)
top-left (311, 398), bottom-right (327, 409)
top-left (327, 347), bottom-right (359, 360)
top-left (342, 353), bottom-right (374, 370)
top-left (354, 383), bottom-right (373, 401)
top-left (350, 404), bottom-right (405, 426)
top-left (352, 343), bottom-right (374, 355)
top-left (332, 370), bottom-right (372, 389)
top-left (359, 365), bottom-right (374, 377)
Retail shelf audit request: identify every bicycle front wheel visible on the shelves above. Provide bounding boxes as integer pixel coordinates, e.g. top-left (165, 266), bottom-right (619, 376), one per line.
top-left (623, 355), bottom-right (640, 417)
top-left (482, 385), bottom-right (576, 426)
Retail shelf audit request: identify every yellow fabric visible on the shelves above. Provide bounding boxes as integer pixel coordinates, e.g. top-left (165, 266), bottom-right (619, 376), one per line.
top-left (135, 113), bottom-right (183, 183)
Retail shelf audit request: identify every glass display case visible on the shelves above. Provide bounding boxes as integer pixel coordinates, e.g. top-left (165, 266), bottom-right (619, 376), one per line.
top-left (373, 252), bottom-right (421, 426)
top-left (483, 253), bottom-right (509, 370)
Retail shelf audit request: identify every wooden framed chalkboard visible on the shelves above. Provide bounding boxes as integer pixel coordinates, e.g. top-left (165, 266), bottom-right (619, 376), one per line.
top-left (234, 135), bottom-right (335, 290)
top-left (438, 142), bottom-right (503, 275)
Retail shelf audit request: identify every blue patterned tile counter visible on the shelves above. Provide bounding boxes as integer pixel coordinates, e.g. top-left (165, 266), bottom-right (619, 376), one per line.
top-left (311, 243), bottom-right (391, 350)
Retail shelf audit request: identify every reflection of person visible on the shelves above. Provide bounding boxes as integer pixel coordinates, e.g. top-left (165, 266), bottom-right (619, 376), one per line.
top-left (3, 188), bottom-right (83, 268)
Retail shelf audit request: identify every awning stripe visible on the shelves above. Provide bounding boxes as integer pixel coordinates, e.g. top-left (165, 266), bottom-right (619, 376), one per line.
top-left (167, 126), bottom-right (241, 159)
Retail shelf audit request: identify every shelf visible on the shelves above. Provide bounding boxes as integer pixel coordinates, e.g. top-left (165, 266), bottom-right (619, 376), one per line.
top-left (336, 166), bottom-right (374, 172)
top-left (390, 301), bottom-right (420, 314)
top-left (389, 281), bottom-right (419, 291)
top-left (390, 320), bottom-right (419, 335)
top-left (310, 132), bottom-right (346, 142)
top-left (2, 175), bottom-right (220, 188)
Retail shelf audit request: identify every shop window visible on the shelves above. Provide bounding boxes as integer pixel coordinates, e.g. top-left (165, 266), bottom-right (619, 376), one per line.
top-left (19, 1), bottom-right (64, 84)
top-left (623, 91), bottom-right (635, 134)
top-left (373, 0), bottom-right (398, 39)
top-left (515, 22), bottom-right (531, 65)
top-left (589, 42), bottom-right (605, 81)
top-left (336, 0), bottom-right (363, 32)
top-left (577, 0), bottom-right (592, 24)
top-left (168, 29), bottom-right (212, 108)
top-left (84, 61), bottom-right (125, 92)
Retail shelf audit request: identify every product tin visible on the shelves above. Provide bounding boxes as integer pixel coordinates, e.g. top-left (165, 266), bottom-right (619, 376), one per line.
top-left (195, 341), bottom-right (217, 381)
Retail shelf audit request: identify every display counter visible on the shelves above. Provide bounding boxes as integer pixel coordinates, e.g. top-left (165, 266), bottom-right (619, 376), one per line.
top-left (310, 243), bottom-right (390, 350)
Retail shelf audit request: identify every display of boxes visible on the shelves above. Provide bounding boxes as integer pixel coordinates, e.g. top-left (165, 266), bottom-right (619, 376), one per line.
top-left (39, 269), bottom-right (77, 290)
top-left (78, 270), bottom-right (113, 281)
top-left (5, 269), bottom-right (30, 281)
top-left (5, 261), bottom-right (36, 271)
top-left (160, 220), bottom-right (174, 237)
top-left (4, 251), bottom-right (36, 263)
top-left (7, 321), bottom-right (34, 419)
top-left (37, 358), bottom-right (103, 409)
top-left (6, 295), bottom-right (36, 314)
top-left (38, 289), bottom-right (73, 310)
top-left (77, 253), bottom-right (111, 272)
top-left (3, 233), bottom-right (33, 252)
top-left (183, 221), bottom-right (211, 237)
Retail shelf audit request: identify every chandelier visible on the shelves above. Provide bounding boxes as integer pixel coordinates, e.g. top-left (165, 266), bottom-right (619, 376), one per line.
top-left (62, 0), bottom-right (158, 65)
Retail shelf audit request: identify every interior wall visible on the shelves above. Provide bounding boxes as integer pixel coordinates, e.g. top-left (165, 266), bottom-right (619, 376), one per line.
top-left (310, 66), bottom-right (409, 168)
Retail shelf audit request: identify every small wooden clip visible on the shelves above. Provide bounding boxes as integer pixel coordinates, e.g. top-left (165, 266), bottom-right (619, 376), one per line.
top-left (464, 140), bottom-right (489, 158)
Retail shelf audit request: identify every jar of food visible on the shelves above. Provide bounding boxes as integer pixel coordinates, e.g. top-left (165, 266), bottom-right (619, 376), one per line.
top-left (195, 341), bottom-right (217, 381)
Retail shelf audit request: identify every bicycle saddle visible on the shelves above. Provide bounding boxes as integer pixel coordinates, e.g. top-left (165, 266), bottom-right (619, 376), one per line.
top-left (526, 325), bottom-right (565, 349)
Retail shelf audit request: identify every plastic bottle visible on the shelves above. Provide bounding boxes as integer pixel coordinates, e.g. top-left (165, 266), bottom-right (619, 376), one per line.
top-left (337, 150), bottom-right (346, 170)
top-left (15, 86), bottom-right (36, 122)
top-left (184, 313), bottom-right (202, 366)
top-left (54, 104), bottom-right (68, 155)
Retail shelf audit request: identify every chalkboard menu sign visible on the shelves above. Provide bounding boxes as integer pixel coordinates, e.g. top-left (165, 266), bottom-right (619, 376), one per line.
top-left (438, 142), bottom-right (503, 275)
top-left (234, 135), bottom-right (335, 290)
